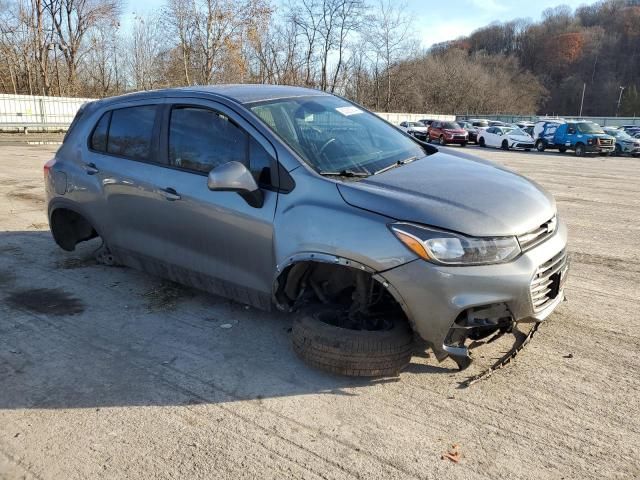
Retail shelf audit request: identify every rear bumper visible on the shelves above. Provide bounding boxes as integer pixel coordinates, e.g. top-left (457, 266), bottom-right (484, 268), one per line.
top-left (379, 220), bottom-right (569, 363)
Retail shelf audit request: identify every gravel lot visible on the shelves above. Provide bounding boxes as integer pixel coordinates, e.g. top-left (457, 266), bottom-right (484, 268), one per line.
top-left (1, 140), bottom-right (639, 479)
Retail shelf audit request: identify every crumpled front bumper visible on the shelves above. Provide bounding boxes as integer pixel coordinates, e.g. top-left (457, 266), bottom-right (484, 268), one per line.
top-left (378, 220), bottom-right (568, 363)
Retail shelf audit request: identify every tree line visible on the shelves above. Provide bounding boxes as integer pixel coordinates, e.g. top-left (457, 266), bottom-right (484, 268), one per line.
top-left (0, 0), bottom-right (638, 116)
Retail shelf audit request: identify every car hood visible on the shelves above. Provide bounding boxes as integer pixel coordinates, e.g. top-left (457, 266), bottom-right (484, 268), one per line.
top-left (337, 152), bottom-right (556, 237)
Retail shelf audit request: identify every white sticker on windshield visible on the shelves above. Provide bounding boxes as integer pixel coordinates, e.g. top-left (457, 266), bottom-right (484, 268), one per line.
top-left (336, 106), bottom-right (363, 116)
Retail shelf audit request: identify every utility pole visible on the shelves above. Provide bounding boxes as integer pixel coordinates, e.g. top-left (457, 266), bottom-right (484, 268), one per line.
top-left (579, 83), bottom-right (586, 117)
top-left (616, 86), bottom-right (625, 116)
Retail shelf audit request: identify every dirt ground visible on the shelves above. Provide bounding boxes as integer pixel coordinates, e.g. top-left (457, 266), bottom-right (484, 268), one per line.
top-left (1, 139), bottom-right (639, 479)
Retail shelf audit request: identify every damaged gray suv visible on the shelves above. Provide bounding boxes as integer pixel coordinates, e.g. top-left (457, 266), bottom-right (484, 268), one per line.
top-left (45, 85), bottom-right (569, 376)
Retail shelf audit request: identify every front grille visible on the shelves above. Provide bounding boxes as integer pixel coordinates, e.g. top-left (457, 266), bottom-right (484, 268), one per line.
top-left (453, 135), bottom-right (466, 140)
top-left (517, 216), bottom-right (557, 251)
top-left (598, 138), bottom-right (614, 147)
top-left (530, 249), bottom-right (568, 312)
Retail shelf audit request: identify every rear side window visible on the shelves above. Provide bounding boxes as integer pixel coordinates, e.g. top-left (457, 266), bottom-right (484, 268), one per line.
top-left (169, 106), bottom-right (273, 184)
top-left (107, 106), bottom-right (157, 160)
top-left (90, 111), bottom-right (111, 152)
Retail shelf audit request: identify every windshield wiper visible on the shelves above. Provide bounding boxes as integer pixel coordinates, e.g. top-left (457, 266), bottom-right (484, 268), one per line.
top-left (318, 169), bottom-right (370, 177)
top-left (373, 156), bottom-right (418, 175)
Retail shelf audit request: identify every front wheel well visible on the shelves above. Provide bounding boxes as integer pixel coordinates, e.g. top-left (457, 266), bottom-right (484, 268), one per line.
top-left (274, 260), bottom-right (410, 330)
top-left (49, 208), bottom-right (98, 251)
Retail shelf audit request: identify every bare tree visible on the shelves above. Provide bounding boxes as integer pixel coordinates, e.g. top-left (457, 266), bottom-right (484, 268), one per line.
top-left (366, 0), bottom-right (415, 111)
top-left (45, 0), bottom-right (120, 94)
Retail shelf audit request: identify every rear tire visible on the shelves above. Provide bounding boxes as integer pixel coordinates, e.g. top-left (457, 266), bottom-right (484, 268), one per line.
top-left (439, 135), bottom-right (447, 146)
top-left (535, 140), bottom-right (545, 152)
top-left (291, 309), bottom-right (414, 377)
top-left (575, 143), bottom-right (586, 157)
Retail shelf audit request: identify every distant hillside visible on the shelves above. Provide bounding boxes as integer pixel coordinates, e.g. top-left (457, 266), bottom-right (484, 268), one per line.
top-left (427, 0), bottom-right (640, 116)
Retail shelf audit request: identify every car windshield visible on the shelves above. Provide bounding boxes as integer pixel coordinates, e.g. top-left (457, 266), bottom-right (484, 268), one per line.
top-left (249, 96), bottom-right (426, 175)
top-left (442, 122), bottom-right (461, 129)
top-left (577, 122), bottom-right (605, 134)
top-left (607, 130), bottom-right (632, 140)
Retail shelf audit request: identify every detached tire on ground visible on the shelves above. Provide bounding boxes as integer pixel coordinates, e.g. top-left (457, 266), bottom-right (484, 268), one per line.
top-left (292, 310), bottom-right (414, 377)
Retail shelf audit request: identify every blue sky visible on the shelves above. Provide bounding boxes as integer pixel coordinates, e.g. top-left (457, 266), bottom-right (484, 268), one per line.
top-left (123, 0), bottom-right (596, 48)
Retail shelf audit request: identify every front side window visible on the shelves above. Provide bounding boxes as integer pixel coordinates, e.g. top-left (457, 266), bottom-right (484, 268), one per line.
top-left (169, 106), bottom-right (273, 184)
top-left (107, 106), bottom-right (157, 160)
top-left (249, 96), bottom-right (427, 175)
top-left (169, 107), bottom-right (248, 174)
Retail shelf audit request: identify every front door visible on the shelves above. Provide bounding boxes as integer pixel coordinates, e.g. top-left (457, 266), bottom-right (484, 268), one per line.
top-left (148, 100), bottom-right (279, 309)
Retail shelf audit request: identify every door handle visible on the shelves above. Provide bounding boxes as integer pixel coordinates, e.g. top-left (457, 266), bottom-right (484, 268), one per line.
top-left (160, 187), bottom-right (181, 201)
top-left (84, 162), bottom-right (99, 175)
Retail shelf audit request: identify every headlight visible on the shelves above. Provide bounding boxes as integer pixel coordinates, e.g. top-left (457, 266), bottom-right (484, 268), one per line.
top-left (390, 223), bottom-right (521, 266)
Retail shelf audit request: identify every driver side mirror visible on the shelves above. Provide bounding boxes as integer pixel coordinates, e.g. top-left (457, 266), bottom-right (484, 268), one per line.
top-left (207, 161), bottom-right (264, 208)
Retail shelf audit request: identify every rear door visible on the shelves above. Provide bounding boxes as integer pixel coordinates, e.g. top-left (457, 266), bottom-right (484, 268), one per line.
top-left (84, 101), bottom-right (169, 253)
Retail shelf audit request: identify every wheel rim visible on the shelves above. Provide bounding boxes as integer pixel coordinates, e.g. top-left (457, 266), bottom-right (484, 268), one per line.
top-left (440, 136), bottom-right (445, 145)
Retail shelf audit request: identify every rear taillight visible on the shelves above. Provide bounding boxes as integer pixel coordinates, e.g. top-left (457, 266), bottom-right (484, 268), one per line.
top-left (44, 157), bottom-right (56, 179)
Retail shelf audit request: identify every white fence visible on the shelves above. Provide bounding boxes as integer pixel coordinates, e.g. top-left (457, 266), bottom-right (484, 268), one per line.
top-left (375, 112), bottom-right (456, 124)
top-left (0, 94), bottom-right (93, 131)
top-left (0, 93), bottom-right (456, 131)
top-left (2, 93), bottom-right (637, 131)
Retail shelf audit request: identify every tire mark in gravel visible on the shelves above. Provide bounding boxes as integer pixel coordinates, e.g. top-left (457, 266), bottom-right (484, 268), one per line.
top-left (2, 305), bottom-right (418, 480)
top-left (0, 445), bottom-right (44, 480)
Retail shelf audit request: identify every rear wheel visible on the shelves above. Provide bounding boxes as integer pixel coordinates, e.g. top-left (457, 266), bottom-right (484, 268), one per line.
top-left (292, 308), bottom-right (414, 377)
top-left (479, 137), bottom-right (486, 147)
top-left (535, 140), bottom-right (545, 152)
top-left (439, 135), bottom-right (447, 146)
top-left (575, 143), bottom-right (586, 157)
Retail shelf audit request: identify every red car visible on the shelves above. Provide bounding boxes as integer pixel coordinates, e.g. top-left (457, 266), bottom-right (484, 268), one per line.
top-left (428, 121), bottom-right (469, 146)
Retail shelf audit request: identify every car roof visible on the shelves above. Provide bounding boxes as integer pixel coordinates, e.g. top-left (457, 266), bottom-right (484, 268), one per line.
top-left (88, 84), bottom-right (330, 108)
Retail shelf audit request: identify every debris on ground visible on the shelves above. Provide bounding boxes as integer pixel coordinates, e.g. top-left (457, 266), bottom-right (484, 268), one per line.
top-left (441, 444), bottom-right (461, 463)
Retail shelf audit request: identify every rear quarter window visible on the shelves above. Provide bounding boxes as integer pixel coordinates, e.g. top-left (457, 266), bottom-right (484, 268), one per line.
top-left (89, 111), bottom-right (111, 152)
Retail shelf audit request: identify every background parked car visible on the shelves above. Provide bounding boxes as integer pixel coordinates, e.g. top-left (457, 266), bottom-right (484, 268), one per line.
top-left (428, 121), bottom-right (468, 146)
top-left (603, 127), bottom-right (640, 157)
top-left (399, 121), bottom-right (429, 141)
top-left (478, 126), bottom-right (535, 150)
top-left (488, 120), bottom-right (506, 127)
top-left (468, 119), bottom-right (490, 131)
top-left (458, 121), bottom-right (479, 143)
top-left (418, 118), bottom-right (437, 129)
top-left (534, 120), bottom-right (615, 156)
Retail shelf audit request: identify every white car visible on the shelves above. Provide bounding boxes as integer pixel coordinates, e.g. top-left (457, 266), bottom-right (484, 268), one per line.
top-left (478, 126), bottom-right (535, 151)
top-left (398, 121), bottom-right (429, 141)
